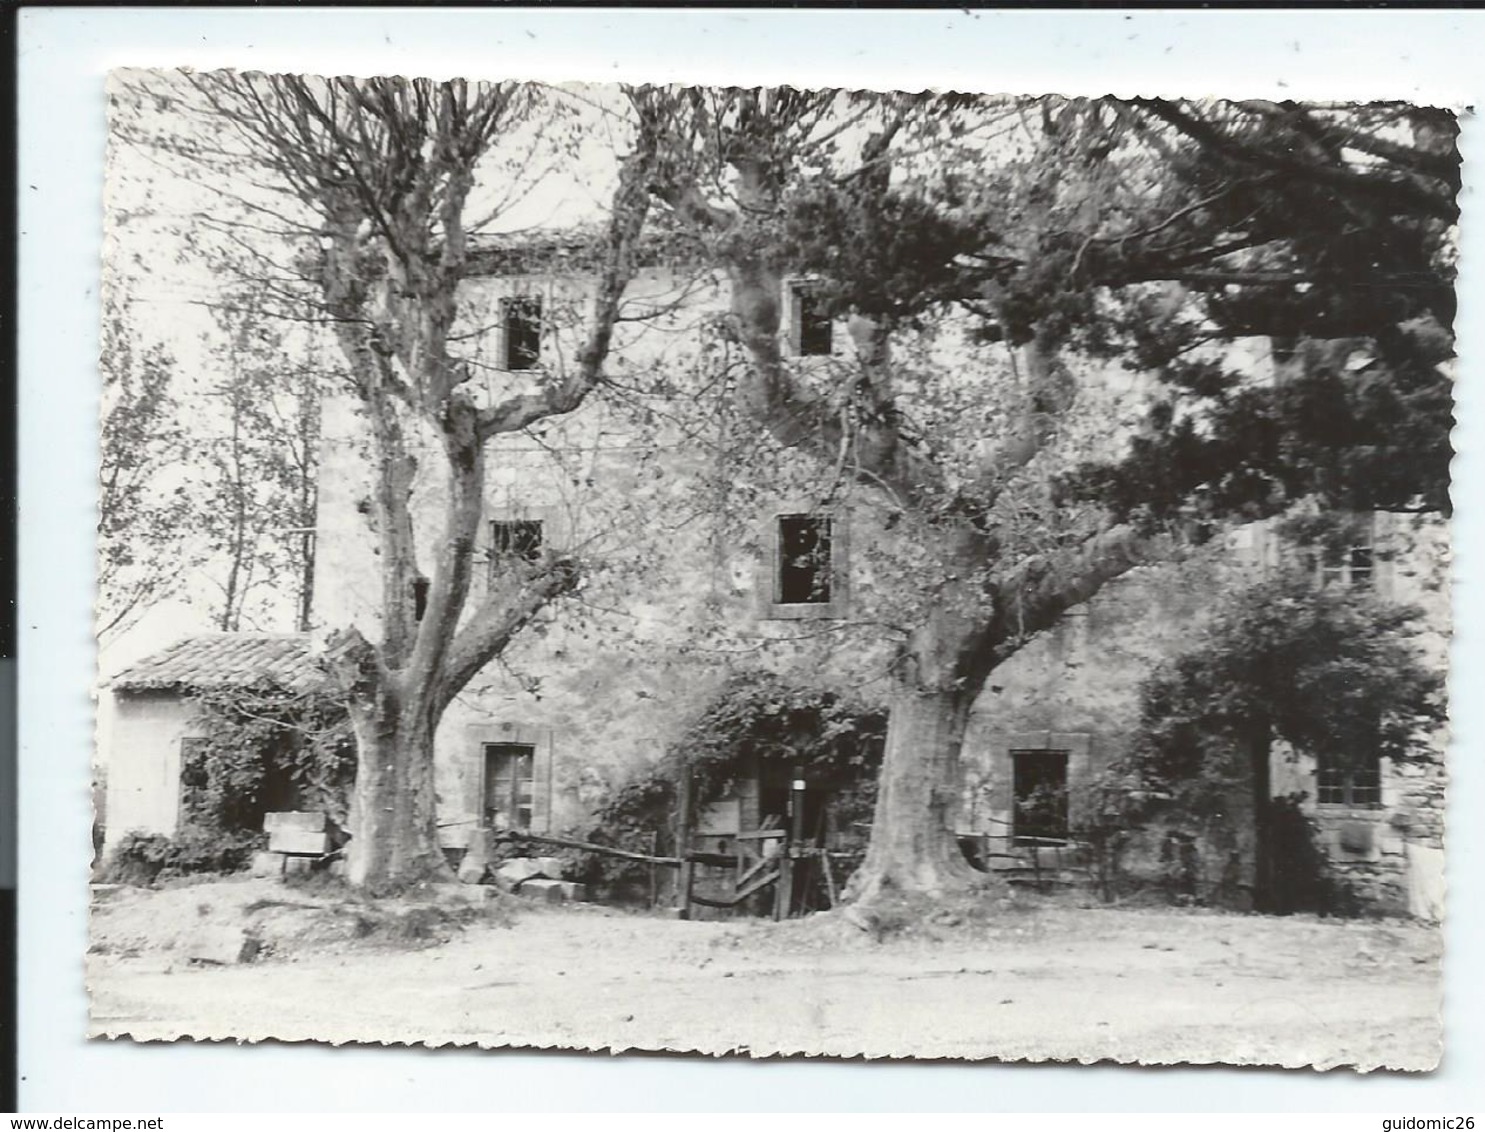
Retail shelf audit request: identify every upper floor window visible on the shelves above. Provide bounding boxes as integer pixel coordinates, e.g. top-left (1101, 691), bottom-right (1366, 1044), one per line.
top-left (490, 519), bottom-right (543, 577)
top-left (789, 285), bottom-right (832, 357)
top-left (776, 514), bottom-right (833, 604)
top-left (1290, 513), bottom-right (1377, 591)
top-left (761, 510), bottom-right (849, 620)
top-left (503, 296), bottom-right (543, 371)
top-left (1316, 750), bottom-right (1382, 807)
top-left (1320, 541), bottom-right (1374, 590)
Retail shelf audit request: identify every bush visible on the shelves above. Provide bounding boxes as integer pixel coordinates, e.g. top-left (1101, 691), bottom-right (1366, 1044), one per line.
top-left (102, 826), bottom-right (265, 886)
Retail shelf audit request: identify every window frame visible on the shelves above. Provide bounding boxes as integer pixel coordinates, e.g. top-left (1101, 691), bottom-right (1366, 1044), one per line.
top-left (1297, 513), bottom-right (1378, 592)
top-left (1010, 747), bottom-right (1071, 847)
top-left (1314, 750), bottom-right (1384, 809)
top-left (759, 506), bottom-right (850, 621)
top-left (775, 513), bottom-right (834, 606)
top-left (501, 295), bottom-right (544, 372)
top-left (177, 736), bottom-right (210, 825)
top-left (1319, 541), bottom-right (1375, 591)
top-left (787, 281), bottom-right (834, 357)
top-left (481, 741), bottom-right (537, 831)
top-left (488, 517), bottom-right (545, 581)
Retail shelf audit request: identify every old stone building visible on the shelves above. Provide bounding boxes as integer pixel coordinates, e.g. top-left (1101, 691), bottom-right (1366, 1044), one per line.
top-left (107, 232), bottom-right (1449, 916)
top-left (958, 509), bottom-right (1448, 916)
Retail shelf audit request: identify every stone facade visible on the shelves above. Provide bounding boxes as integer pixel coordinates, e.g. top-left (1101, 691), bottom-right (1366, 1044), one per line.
top-left (300, 247), bottom-right (1449, 914)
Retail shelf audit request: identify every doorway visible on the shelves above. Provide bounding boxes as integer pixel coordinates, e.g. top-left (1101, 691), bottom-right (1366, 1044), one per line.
top-left (1011, 748), bottom-right (1069, 846)
top-left (483, 743), bottom-right (536, 830)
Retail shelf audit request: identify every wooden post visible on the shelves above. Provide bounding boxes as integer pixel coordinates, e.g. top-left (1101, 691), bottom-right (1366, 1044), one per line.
top-left (647, 829), bottom-right (659, 909)
top-left (676, 766), bottom-right (695, 920)
top-left (776, 767), bottom-right (807, 920)
top-left (774, 851), bottom-right (790, 921)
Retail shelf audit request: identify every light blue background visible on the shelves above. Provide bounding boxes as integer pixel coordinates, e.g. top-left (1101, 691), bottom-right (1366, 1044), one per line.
top-left (18, 6), bottom-right (1485, 1112)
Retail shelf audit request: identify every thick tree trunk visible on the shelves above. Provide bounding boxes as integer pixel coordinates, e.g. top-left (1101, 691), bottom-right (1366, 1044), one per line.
top-left (323, 627), bottom-right (450, 891)
top-left (344, 702), bottom-right (448, 890)
top-left (844, 685), bottom-right (983, 906)
top-left (844, 528), bottom-right (1001, 908)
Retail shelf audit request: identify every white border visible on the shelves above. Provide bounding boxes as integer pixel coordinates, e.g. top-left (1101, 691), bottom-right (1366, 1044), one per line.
top-left (18, 5), bottom-right (1485, 1112)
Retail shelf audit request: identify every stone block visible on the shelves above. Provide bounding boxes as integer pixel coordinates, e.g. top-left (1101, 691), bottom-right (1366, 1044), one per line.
top-left (263, 811), bottom-right (326, 832)
top-left (495, 857), bottom-right (546, 888)
top-left (1338, 821), bottom-right (1376, 855)
top-left (535, 856), bottom-right (566, 879)
top-left (517, 878), bottom-right (568, 904)
top-left (269, 829), bottom-right (330, 855)
top-left (185, 926), bottom-right (260, 965)
top-left (458, 829), bottom-right (493, 885)
top-left (430, 882), bottom-right (481, 904)
top-left (284, 855), bottom-right (314, 877)
top-left (249, 851), bottom-right (286, 879)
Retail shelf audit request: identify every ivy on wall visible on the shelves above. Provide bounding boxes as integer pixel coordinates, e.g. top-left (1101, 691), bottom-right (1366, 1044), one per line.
top-left (182, 685), bottom-right (357, 835)
top-left (566, 671), bottom-right (887, 891)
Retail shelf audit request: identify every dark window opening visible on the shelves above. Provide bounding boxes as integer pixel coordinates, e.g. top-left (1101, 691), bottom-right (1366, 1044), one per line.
top-left (484, 743), bottom-right (536, 830)
top-left (1316, 751), bottom-right (1382, 807)
top-left (1012, 749), bottom-right (1069, 845)
top-left (412, 577), bottom-right (430, 622)
top-left (503, 297), bottom-right (543, 371)
top-left (490, 519), bottom-right (543, 574)
top-left (793, 287), bottom-right (832, 356)
top-left (776, 514), bottom-right (833, 604)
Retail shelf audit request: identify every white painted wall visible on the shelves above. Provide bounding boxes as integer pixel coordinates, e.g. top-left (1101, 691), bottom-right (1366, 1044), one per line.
top-left (101, 692), bottom-right (199, 855)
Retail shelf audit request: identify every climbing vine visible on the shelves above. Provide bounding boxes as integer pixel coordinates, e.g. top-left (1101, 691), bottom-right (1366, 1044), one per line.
top-left (181, 685), bottom-right (357, 835)
top-left (567, 671), bottom-right (887, 891)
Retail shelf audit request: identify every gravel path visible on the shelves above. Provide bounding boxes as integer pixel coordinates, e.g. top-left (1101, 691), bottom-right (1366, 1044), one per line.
top-left (88, 882), bottom-right (1442, 1070)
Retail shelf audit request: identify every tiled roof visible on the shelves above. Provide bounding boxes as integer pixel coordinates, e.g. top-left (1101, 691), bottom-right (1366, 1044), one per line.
top-left (111, 633), bottom-right (327, 695)
top-left (466, 223), bottom-right (697, 277)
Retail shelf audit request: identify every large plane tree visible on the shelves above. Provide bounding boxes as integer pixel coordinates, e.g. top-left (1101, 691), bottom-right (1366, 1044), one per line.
top-left (114, 72), bottom-right (659, 889)
top-left (623, 90), bottom-right (1456, 906)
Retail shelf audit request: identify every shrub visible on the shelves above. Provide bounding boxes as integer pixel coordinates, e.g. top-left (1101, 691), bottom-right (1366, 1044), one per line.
top-left (102, 826), bottom-right (265, 886)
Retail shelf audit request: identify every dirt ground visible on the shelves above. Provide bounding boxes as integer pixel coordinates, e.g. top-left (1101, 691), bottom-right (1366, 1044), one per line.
top-left (87, 878), bottom-right (1442, 1070)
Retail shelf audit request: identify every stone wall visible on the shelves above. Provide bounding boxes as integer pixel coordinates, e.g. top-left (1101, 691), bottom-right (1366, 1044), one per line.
top-left (308, 255), bottom-right (1450, 915)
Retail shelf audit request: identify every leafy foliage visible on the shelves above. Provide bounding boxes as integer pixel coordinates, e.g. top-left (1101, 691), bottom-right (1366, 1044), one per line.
top-left (1132, 573), bottom-right (1443, 788)
top-left (1122, 571), bottom-right (1443, 911)
top-left (183, 685), bottom-right (357, 834)
top-left (1063, 323), bottom-right (1455, 527)
top-left (102, 827), bottom-right (265, 886)
top-left (567, 672), bottom-right (887, 891)
top-left (671, 670), bottom-right (888, 805)
top-left (193, 288), bottom-right (324, 632)
top-left (1038, 101), bottom-right (1457, 524)
top-left (97, 310), bottom-right (195, 640)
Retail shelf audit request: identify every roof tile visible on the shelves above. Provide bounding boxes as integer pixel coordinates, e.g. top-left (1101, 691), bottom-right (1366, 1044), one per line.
top-left (111, 633), bottom-right (327, 695)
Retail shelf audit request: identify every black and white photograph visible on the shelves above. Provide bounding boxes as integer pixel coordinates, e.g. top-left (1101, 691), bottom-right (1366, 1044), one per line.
top-left (87, 67), bottom-right (1455, 1070)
